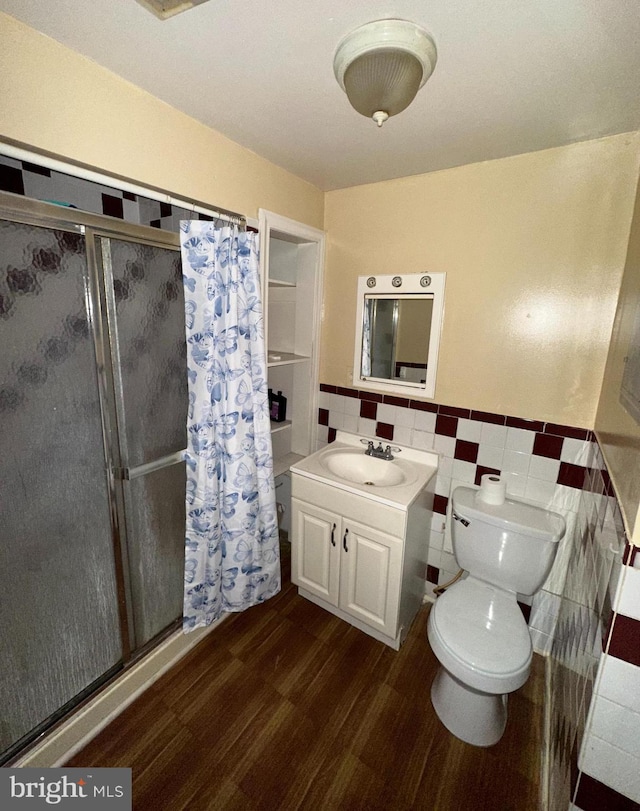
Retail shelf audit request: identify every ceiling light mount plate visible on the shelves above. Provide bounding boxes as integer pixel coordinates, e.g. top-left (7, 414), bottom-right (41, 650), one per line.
top-left (134, 0), bottom-right (211, 20)
top-left (333, 19), bottom-right (437, 127)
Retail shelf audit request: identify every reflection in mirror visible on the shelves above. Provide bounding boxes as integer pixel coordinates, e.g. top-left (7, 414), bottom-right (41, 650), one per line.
top-left (363, 296), bottom-right (434, 382)
top-left (354, 273), bottom-right (445, 399)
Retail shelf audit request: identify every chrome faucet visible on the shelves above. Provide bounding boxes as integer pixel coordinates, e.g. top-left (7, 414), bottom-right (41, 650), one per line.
top-left (363, 440), bottom-right (401, 461)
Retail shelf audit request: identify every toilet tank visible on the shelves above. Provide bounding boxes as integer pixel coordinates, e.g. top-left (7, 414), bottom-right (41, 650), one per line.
top-left (451, 487), bottom-right (565, 595)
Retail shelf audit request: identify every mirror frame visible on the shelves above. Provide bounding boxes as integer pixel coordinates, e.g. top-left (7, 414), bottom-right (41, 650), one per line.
top-left (352, 272), bottom-right (446, 399)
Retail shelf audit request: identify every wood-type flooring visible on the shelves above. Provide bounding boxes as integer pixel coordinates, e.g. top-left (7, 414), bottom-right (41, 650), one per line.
top-left (68, 546), bottom-right (545, 810)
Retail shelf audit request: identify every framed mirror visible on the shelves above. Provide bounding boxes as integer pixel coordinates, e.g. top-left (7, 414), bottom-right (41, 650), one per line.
top-left (353, 273), bottom-right (446, 399)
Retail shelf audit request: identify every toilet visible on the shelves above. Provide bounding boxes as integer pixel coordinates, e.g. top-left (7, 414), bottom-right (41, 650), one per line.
top-left (427, 485), bottom-right (565, 747)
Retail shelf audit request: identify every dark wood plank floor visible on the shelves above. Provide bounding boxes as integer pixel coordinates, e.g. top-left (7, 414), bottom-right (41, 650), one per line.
top-left (68, 546), bottom-right (545, 810)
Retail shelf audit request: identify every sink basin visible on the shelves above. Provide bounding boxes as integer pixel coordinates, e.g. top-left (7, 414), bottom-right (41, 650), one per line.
top-left (320, 449), bottom-right (408, 487)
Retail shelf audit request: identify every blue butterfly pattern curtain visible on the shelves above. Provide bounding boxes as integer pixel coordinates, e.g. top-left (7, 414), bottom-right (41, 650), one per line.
top-left (180, 220), bottom-right (280, 631)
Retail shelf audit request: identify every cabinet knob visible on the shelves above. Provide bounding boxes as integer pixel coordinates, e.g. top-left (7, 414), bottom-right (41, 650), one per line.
top-left (343, 528), bottom-right (349, 552)
top-left (331, 523), bottom-right (336, 547)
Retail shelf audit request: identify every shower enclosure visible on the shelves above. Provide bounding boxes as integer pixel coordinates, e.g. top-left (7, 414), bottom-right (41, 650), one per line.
top-left (0, 192), bottom-right (187, 763)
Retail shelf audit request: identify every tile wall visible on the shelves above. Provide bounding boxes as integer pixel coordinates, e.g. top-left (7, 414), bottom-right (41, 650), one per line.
top-left (0, 155), bottom-right (213, 231)
top-left (318, 383), bottom-right (587, 651)
top-left (317, 384), bottom-right (640, 810)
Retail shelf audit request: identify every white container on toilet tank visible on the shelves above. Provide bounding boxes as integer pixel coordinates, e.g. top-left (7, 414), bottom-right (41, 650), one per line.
top-left (427, 485), bottom-right (565, 747)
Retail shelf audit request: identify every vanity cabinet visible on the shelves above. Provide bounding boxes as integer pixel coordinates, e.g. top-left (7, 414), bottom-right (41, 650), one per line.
top-left (291, 499), bottom-right (403, 639)
top-left (258, 210), bottom-right (325, 478)
top-left (290, 470), bottom-right (433, 649)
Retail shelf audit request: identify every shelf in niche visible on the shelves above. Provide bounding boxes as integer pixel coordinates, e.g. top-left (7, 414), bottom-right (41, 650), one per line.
top-left (273, 452), bottom-right (305, 479)
top-left (270, 419), bottom-right (292, 434)
top-left (267, 351), bottom-right (310, 367)
top-left (268, 278), bottom-right (296, 288)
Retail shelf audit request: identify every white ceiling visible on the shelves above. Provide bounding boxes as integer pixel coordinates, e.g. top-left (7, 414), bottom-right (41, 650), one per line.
top-left (2, 0), bottom-right (640, 191)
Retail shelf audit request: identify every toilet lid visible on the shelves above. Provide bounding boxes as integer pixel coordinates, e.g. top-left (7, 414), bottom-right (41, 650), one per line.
top-left (431, 579), bottom-right (532, 677)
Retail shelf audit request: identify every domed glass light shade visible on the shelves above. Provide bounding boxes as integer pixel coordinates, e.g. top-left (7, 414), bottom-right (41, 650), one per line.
top-left (334, 20), bottom-right (437, 127)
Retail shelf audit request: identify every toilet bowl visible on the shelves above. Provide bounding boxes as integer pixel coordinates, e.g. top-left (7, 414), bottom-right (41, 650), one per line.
top-left (428, 577), bottom-right (532, 746)
top-left (427, 485), bottom-right (565, 746)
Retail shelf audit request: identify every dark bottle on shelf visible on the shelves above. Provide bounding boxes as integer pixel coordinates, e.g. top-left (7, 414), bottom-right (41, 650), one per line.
top-left (270, 390), bottom-right (287, 422)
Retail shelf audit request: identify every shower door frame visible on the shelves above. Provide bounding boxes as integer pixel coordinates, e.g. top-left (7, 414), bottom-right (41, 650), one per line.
top-left (0, 191), bottom-right (185, 760)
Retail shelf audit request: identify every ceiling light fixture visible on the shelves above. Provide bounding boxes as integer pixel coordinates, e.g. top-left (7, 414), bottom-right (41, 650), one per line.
top-left (333, 19), bottom-right (438, 128)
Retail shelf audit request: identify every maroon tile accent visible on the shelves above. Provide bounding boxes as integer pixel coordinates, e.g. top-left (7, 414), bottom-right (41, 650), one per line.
top-left (102, 193), bottom-right (124, 219)
top-left (426, 565), bottom-right (439, 584)
top-left (575, 772), bottom-right (640, 811)
top-left (123, 190), bottom-right (137, 201)
top-left (328, 427), bottom-right (337, 443)
top-left (470, 410), bottom-right (505, 425)
top-left (320, 383), bottom-right (337, 393)
top-left (532, 432), bottom-right (564, 459)
top-left (435, 415), bottom-right (458, 437)
top-left (439, 405), bottom-right (470, 418)
top-left (625, 542), bottom-right (639, 567)
top-left (336, 386), bottom-right (359, 398)
top-left (518, 601), bottom-right (532, 623)
top-left (544, 422), bottom-right (589, 440)
top-left (409, 400), bottom-right (438, 412)
top-left (383, 394), bottom-right (410, 408)
top-left (608, 613), bottom-right (640, 667)
top-left (557, 462), bottom-right (587, 489)
top-left (376, 422), bottom-right (394, 441)
top-left (360, 400), bottom-right (377, 420)
top-left (454, 439), bottom-right (479, 464)
top-left (318, 408), bottom-right (329, 426)
top-left (505, 416), bottom-right (545, 432)
top-left (433, 494), bottom-right (448, 515)
top-left (358, 391), bottom-right (383, 403)
top-left (474, 465), bottom-right (500, 486)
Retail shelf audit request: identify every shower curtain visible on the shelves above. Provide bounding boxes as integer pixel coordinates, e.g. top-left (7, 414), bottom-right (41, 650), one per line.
top-left (180, 220), bottom-right (280, 631)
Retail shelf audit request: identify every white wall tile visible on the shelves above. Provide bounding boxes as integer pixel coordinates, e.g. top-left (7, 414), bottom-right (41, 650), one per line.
top-left (414, 411), bottom-right (437, 433)
top-left (429, 530), bottom-right (444, 551)
top-left (552, 484), bottom-right (582, 514)
top-left (529, 627), bottom-right (552, 655)
top-left (431, 513), bottom-right (446, 532)
top-left (342, 414), bottom-right (359, 433)
top-left (318, 391), bottom-right (333, 410)
top-left (394, 406), bottom-right (416, 429)
top-left (452, 459), bottom-right (476, 483)
top-left (343, 396), bottom-right (361, 417)
top-left (437, 454), bottom-right (453, 477)
top-left (411, 430), bottom-right (434, 451)
top-left (502, 449), bottom-right (531, 476)
top-left (358, 417), bottom-right (376, 437)
top-left (589, 697), bottom-right (640, 758)
top-left (480, 423), bottom-right (508, 448)
top-left (325, 393), bottom-right (345, 413)
top-left (501, 471), bottom-right (527, 497)
top-left (477, 444), bottom-right (504, 470)
top-left (506, 427), bottom-right (536, 454)
top-left (435, 474), bottom-right (451, 497)
top-left (376, 402), bottom-right (396, 424)
top-left (457, 418), bottom-right (483, 442)
top-left (598, 655), bottom-right (640, 714)
top-left (616, 565), bottom-right (640, 621)
top-left (433, 434), bottom-right (456, 458)
top-left (329, 410), bottom-right (345, 430)
top-left (528, 455), bottom-right (561, 481)
top-left (524, 477), bottom-right (557, 504)
top-left (561, 437), bottom-right (590, 466)
top-left (580, 735), bottom-right (640, 802)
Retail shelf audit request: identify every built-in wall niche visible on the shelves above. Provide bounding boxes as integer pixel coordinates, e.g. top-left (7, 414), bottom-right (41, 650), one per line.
top-left (259, 210), bottom-right (325, 479)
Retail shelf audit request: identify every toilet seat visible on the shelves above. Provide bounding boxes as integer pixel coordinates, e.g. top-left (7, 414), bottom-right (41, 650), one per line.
top-left (428, 577), bottom-right (532, 694)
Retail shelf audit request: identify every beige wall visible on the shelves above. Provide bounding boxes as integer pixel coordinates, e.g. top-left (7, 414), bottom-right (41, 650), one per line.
top-left (323, 135), bottom-right (640, 428)
top-left (595, 176), bottom-right (640, 540)
top-left (0, 13), bottom-right (323, 227)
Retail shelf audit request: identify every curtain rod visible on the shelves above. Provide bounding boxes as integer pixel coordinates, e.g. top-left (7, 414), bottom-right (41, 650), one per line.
top-left (0, 140), bottom-right (247, 227)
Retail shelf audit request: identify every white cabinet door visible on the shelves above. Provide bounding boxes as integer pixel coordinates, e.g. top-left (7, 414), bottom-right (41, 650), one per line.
top-left (339, 519), bottom-right (403, 638)
top-left (291, 498), bottom-right (340, 606)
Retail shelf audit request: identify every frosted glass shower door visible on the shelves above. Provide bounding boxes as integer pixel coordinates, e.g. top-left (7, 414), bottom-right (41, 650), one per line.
top-left (0, 219), bottom-right (123, 759)
top-left (98, 236), bottom-right (187, 649)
